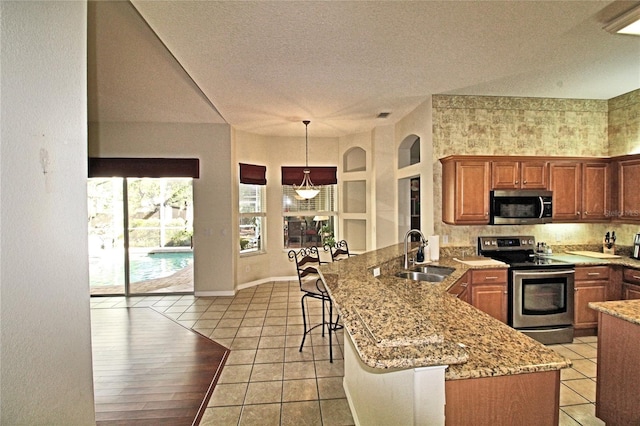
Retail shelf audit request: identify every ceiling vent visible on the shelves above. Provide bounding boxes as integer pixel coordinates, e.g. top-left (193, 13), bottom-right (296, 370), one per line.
top-left (377, 112), bottom-right (391, 119)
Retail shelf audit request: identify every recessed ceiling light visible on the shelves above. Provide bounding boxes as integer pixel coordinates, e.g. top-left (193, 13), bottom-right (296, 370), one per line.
top-left (604, 4), bottom-right (640, 36)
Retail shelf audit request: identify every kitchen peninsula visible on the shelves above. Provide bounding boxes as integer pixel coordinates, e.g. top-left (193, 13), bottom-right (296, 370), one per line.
top-left (589, 299), bottom-right (640, 425)
top-left (320, 244), bottom-right (571, 426)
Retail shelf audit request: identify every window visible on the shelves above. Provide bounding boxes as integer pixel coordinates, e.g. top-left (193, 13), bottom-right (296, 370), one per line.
top-left (283, 185), bottom-right (336, 248)
top-left (239, 183), bottom-right (265, 254)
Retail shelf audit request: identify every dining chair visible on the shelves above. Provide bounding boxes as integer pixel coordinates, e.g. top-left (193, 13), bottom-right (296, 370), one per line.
top-left (288, 246), bottom-right (340, 362)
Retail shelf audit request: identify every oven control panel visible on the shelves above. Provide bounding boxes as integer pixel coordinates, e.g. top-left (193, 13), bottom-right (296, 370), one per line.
top-left (478, 236), bottom-right (536, 251)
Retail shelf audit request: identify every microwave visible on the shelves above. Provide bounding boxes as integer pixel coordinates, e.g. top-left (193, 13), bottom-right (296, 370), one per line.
top-left (490, 190), bottom-right (553, 225)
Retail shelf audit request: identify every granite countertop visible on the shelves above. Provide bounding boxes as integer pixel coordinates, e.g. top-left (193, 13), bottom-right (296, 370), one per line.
top-left (319, 243), bottom-right (571, 381)
top-left (589, 299), bottom-right (640, 325)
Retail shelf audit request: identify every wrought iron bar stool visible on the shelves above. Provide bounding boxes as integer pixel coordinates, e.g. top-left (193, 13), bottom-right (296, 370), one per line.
top-left (288, 246), bottom-right (341, 362)
top-left (325, 239), bottom-right (355, 262)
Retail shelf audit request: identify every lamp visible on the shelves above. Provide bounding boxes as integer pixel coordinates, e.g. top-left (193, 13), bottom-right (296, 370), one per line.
top-left (294, 120), bottom-right (320, 199)
top-left (604, 4), bottom-right (640, 36)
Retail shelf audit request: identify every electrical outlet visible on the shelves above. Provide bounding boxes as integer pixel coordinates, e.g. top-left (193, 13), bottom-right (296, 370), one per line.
top-left (372, 267), bottom-right (381, 277)
top-left (443, 235), bottom-right (449, 244)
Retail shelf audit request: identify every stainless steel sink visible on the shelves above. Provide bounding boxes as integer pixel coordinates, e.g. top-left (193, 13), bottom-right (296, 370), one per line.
top-left (413, 265), bottom-right (455, 276)
top-left (394, 270), bottom-right (447, 282)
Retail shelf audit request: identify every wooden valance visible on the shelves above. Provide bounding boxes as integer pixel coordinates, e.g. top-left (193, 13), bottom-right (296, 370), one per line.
top-left (281, 166), bottom-right (337, 185)
top-left (88, 158), bottom-right (199, 178)
top-left (239, 163), bottom-right (267, 185)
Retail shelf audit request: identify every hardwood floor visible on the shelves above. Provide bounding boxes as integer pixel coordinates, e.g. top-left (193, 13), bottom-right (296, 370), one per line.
top-left (91, 308), bottom-right (229, 425)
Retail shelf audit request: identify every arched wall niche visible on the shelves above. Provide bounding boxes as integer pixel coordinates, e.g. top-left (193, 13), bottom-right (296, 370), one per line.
top-left (398, 134), bottom-right (420, 169)
top-left (343, 146), bottom-right (367, 172)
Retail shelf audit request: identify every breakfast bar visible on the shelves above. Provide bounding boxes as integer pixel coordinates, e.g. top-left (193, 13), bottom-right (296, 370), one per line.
top-left (320, 243), bottom-right (571, 425)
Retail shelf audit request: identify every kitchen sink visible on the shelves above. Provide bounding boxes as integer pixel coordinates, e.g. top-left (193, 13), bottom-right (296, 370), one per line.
top-left (412, 265), bottom-right (455, 276)
top-left (395, 270), bottom-right (448, 282)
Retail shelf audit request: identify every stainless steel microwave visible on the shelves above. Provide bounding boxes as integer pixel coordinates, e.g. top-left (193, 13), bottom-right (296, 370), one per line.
top-left (490, 190), bottom-right (553, 225)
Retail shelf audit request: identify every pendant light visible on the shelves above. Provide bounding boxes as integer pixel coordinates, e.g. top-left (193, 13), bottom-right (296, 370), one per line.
top-left (294, 120), bottom-right (320, 199)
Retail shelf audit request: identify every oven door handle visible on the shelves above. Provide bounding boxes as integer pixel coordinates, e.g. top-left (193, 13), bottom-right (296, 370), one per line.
top-left (513, 269), bottom-right (574, 277)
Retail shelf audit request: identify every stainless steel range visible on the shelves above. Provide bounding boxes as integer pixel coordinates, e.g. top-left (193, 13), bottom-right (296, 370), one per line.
top-left (478, 236), bottom-right (575, 344)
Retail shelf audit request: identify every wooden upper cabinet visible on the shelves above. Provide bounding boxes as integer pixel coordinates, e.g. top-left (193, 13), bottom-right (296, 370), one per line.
top-left (582, 162), bottom-right (610, 221)
top-left (617, 158), bottom-right (640, 221)
top-left (492, 160), bottom-right (548, 190)
top-left (549, 160), bottom-right (609, 222)
top-left (441, 158), bottom-right (490, 225)
top-left (549, 162), bottom-right (581, 221)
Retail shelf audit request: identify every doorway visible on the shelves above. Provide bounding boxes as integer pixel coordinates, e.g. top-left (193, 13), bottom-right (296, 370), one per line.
top-left (88, 177), bottom-right (194, 296)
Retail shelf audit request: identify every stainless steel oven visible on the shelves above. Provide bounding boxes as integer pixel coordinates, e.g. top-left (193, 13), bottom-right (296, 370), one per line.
top-left (478, 235), bottom-right (575, 344)
top-left (511, 268), bottom-right (574, 344)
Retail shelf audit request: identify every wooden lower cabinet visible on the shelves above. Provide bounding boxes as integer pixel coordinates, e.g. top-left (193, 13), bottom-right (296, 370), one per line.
top-left (595, 312), bottom-right (640, 424)
top-left (469, 269), bottom-right (508, 323)
top-left (447, 271), bottom-right (470, 303)
top-left (574, 266), bottom-right (608, 332)
top-left (445, 370), bottom-right (560, 426)
top-left (622, 267), bottom-right (640, 300)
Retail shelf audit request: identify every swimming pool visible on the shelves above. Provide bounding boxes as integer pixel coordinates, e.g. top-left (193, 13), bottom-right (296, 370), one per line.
top-left (89, 250), bottom-right (193, 287)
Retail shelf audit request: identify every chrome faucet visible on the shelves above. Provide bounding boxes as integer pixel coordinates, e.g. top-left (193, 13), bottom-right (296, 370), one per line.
top-left (404, 229), bottom-right (427, 269)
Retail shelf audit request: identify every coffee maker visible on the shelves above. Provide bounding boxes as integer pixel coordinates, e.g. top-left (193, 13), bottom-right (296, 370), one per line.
top-left (633, 234), bottom-right (640, 259)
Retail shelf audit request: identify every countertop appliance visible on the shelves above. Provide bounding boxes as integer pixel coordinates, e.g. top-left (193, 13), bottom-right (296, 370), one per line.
top-left (478, 235), bottom-right (575, 344)
top-left (489, 190), bottom-right (552, 225)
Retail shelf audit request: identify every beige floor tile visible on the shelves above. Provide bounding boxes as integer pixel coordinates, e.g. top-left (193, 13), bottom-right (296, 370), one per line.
top-left (317, 376), bottom-right (346, 400)
top-left (282, 378), bottom-right (319, 402)
top-left (571, 359), bottom-right (598, 378)
top-left (550, 345), bottom-right (584, 360)
top-left (244, 381), bottom-right (282, 404)
top-left (562, 403), bottom-right (605, 426)
top-left (563, 378), bottom-right (597, 403)
top-left (564, 343), bottom-right (598, 359)
top-left (231, 336), bottom-right (261, 350)
top-left (218, 364), bottom-right (253, 384)
top-left (222, 310), bottom-right (246, 319)
top-left (559, 409), bottom-right (582, 426)
top-left (225, 349), bottom-right (257, 365)
top-left (560, 383), bottom-right (590, 406)
top-left (284, 361), bottom-right (316, 380)
top-left (208, 382), bottom-right (248, 407)
top-left (261, 325), bottom-right (287, 336)
top-left (258, 335), bottom-right (286, 349)
top-left (561, 367), bottom-right (587, 381)
top-left (210, 327), bottom-right (239, 339)
top-left (200, 406), bottom-right (242, 426)
top-left (254, 347), bottom-right (285, 363)
top-left (320, 398), bottom-right (355, 425)
top-left (315, 359), bottom-right (344, 378)
top-left (239, 403), bottom-right (281, 426)
top-left (281, 401), bottom-right (322, 426)
top-left (235, 326), bottom-right (263, 338)
top-left (250, 362), bottom-right (284, 382)
top-left (285, 346), bottom-right (315, 362)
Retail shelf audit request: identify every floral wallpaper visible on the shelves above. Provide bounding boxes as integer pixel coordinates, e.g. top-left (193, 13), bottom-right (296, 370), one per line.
top-left (431, 92), bottom-right (640, 251)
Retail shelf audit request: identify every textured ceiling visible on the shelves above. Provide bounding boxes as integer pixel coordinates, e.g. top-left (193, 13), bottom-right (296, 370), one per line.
top-left (88, 1), bottom-right (640, 137)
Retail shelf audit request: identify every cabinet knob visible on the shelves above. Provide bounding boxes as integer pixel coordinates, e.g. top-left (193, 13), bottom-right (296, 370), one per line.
top-left (515, 180), bottom-right (519, 184)
top-left (523, 180), bottom-right (527, 184)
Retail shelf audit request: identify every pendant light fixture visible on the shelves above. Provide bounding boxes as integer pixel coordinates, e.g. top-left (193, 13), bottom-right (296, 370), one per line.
top-left (294, 120), bottom-right (320, 199)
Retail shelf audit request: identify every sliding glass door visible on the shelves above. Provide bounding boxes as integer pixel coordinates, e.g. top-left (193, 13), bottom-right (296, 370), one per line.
top-left (88, 177), bottom-right (194, 296)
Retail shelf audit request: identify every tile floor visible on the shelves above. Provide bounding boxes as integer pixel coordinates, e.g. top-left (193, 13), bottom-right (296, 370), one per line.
top-left (91, 280), bottom-right (603, 426)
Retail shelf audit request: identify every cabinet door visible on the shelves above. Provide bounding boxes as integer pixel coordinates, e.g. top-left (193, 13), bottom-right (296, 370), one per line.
top-left (623, 283), bottom-right (640, 300)
top-left (491, 161), bottom-right (520, 189)
top-left (471, 284), bottom-right (508, 323)
top-left (618, 159), bottom-right (640, 221)
top-left (520, 161), bottom-right (548, 189)
top-left (448, 273), bottom-right (470, 303)
top-left (582, 162), bottom-right (610, 221)
top-left (550, 162), bottom-right (581, 221)
top-left (574, 284), bottom-right (606, 329)
top-left (455, 161), bottom-right (490, 224)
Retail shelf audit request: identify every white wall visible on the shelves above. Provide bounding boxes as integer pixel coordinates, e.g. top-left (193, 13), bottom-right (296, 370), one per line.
top-left (372, 125), bottom-right (398, 248)
top-left (395, 98), bottom-right (434, 237)
top-left (89, 121), bottom-right (235, 295)
top-left (0, 1), bottom-right (96, 423)
top-left (235, 131), bottom-right (340, 285)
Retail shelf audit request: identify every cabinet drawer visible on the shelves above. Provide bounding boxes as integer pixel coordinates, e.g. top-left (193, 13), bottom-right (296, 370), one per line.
top-left (575, 266), bottom-right (610, 282)
top-left (470, 269), bottom-right (507, 284)
top-left (623, 268), bottom-right (640, 285)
